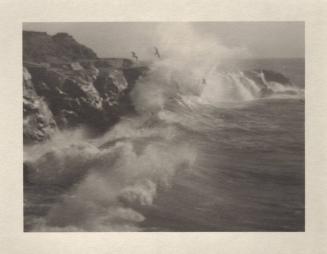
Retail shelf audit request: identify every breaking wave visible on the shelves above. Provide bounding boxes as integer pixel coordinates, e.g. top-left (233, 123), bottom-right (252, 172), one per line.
top-left (24, 24), bottom-right (303, 231)
top-left (24, 120), bottom-right (197, 231)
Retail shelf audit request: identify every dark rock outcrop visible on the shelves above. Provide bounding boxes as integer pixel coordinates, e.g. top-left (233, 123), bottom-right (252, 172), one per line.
top-left (23, 67), bottom-right (57, 143)
top-left (23, 31), bottom-right (147, 144)
top-left (243, 69), bottom-right (292, 97)
top-left (244, 69), bottom-right (291, 86)
top-left (23, 31), bottom-right (97, 63)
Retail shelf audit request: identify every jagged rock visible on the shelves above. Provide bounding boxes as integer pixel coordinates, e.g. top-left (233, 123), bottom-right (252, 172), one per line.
top-left (244, 69), bottom-right (291, 86)
top-left (243, 69), bottom-right (291, 97)
top-left (94, 69), bottom-right (128, 106)
top-left (23, 31), bottom-right (97, 63)
top-left (23, 31), bottom-right (148, 143)
top-left (25, 63), bottom-right (104, 129)
top-left (260, 69), bottom-right (291, 85)
top-left (24, 61), bottom-right (146, 137)
top-left (23, 67), bottom-right (57, 144)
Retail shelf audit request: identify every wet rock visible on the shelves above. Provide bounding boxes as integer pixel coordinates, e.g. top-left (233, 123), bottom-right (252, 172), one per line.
top-left (23, 31), bottom-right (148, 143)
top-left (243, 69), bottom-right (291, 97)
top-left (23, 67), bottom-right (57, 144)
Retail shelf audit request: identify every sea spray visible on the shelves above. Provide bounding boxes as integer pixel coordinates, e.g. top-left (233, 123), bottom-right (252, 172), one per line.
top-left (24, 24), bottom-right (302, 231)
top-left (24, 116), bottom-right (197, 231)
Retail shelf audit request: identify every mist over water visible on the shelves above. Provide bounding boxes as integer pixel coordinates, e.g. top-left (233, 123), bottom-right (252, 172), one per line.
top-left (24, 24), bottom-right (304, 231)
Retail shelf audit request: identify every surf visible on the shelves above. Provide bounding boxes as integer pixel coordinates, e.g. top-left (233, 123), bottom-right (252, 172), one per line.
top-left (24, 23), bottom-right (304, 231)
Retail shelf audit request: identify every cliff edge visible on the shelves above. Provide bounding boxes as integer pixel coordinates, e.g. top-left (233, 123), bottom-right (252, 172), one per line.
top-left (23, 31), bottom-right (147, 144)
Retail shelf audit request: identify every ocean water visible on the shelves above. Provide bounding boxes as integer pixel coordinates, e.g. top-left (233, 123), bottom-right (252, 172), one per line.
top-left (24, 58), bottom-right (304, 232)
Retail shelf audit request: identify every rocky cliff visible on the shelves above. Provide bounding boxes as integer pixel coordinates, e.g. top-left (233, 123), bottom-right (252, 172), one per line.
top-left (23, 31), bottom-right (98, 63)
top-left (23, 31), bottom-right (147, 144)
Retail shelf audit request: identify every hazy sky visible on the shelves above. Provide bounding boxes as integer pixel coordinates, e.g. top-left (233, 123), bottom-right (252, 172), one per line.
top-left (23, 22), bottom-right (304, 59)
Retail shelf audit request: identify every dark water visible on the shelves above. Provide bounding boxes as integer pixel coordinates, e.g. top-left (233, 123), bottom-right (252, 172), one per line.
top-left (141, 99), bottom-right (304, 231)
top-left (24, 58), bottom-right (304, 231)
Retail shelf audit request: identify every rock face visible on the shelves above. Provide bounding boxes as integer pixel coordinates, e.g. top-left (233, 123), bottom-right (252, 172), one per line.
top-left (23, 67), bottom-right (57, 143)
top-left (243, 69), bottom-right (292, 97)
top-left (244, 69), bottom-right (291, 86)
top-left (23, 31), bottom-right (147, 144)
top-left (23, 31), bottom-right (98, 63)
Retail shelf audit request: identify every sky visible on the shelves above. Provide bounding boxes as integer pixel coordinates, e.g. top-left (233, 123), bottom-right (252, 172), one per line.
top-left (23, 22), bottom-right (304, 59)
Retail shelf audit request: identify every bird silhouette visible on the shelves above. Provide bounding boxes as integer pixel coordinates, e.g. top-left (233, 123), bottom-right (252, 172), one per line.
top-left (131, 51), bottom-right (138, 61)
top-left (154, 47), bottom-right (161, 59)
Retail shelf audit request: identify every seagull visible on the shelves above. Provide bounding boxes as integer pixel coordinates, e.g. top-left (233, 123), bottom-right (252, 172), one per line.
top-left (131, 51), bottom-right (138, 61)
top-left (154, 47), bottom-right (161, 59)
top-left (202, 78), bottom-right (207, 84)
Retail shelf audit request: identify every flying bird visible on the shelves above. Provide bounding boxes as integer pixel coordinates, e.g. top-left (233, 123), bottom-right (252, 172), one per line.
top-left (202, 78), bottom-right (207, 85)
top-left (154, 47), bottom-right (161, 59)
top-left (131, 51), bottom-right (138, 61)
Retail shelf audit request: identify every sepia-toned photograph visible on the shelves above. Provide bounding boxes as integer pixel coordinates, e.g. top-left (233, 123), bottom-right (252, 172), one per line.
top-left (23, 22), bottom-right (304, 232)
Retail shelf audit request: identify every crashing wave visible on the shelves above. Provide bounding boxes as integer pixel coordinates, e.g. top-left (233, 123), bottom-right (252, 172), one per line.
top-left (24, 24), bottom-right (303, 231)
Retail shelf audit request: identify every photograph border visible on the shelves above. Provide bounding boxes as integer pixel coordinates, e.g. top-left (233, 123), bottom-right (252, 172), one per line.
top-left (1, 0), bottom-right (326, 253)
